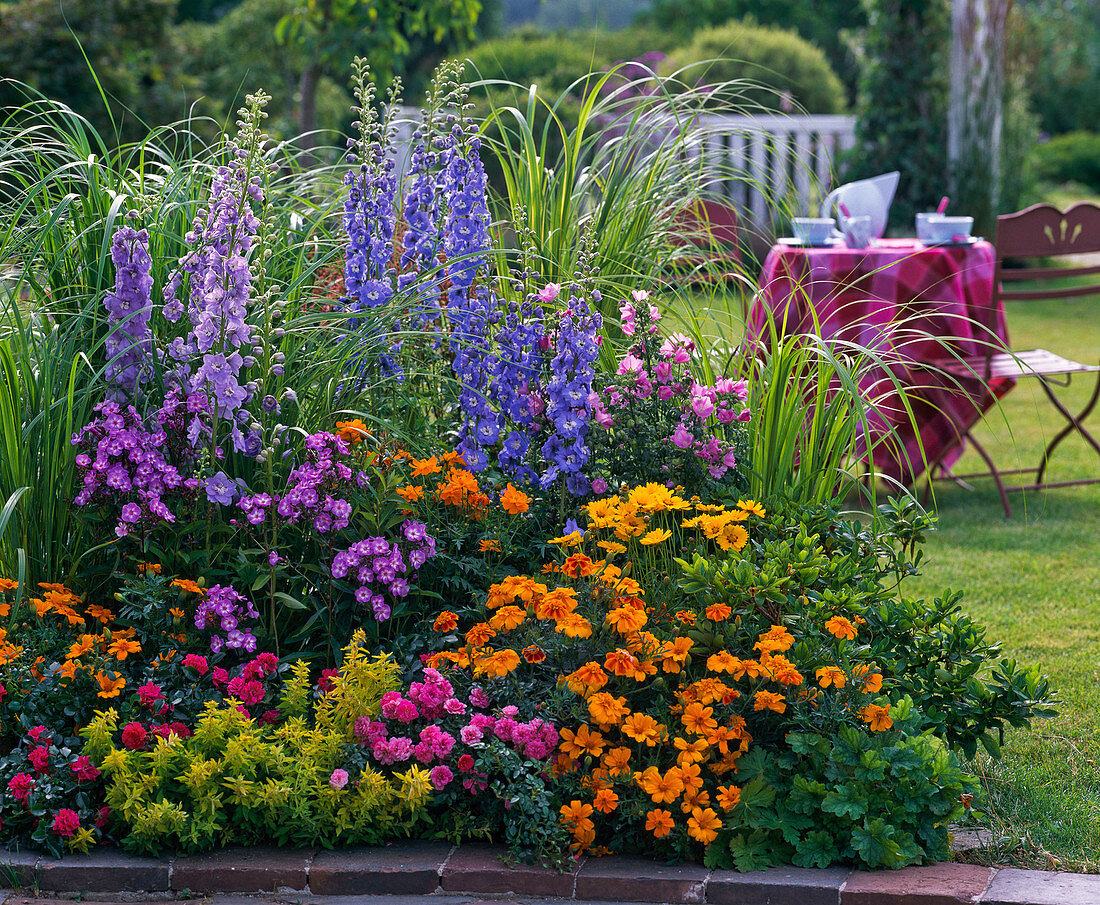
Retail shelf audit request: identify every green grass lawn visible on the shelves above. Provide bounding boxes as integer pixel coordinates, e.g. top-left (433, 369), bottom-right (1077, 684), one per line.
top-left (674, 284), bottom-right (1100, 871)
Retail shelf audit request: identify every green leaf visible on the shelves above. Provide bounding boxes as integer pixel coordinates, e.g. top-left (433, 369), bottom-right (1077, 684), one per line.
top-left (822, 785), bottom-right (867, 821)
top-left (852, 818), bottom-right (901, 869)
top-left (729, 830), bottom-right (778, 873)
top-left (793, 830), bottom-right (840, 869)
top-left (273, 592), bottom-right (307, 611)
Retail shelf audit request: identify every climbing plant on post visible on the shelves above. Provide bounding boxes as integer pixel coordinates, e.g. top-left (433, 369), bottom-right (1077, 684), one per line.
top-left (849, 0), bottom-right (951, 231)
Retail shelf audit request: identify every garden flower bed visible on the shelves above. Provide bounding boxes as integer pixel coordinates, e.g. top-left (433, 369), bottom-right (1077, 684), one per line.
top-left (0, 62), bottom-right (1055, 873)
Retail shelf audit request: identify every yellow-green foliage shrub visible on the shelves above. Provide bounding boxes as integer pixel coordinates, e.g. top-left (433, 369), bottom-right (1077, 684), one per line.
top-left (81, 632), bottom-right (431, 854)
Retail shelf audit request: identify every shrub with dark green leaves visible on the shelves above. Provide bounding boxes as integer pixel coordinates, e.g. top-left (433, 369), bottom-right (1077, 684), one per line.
top-left (663, 19), bottom-right (847, 114)
top-left (679, 495), bottom-right (1057, 760)
top-left (1030, 131), bottom-right (1100, 192)
top-left (704, 700), bottom-right (976, 871)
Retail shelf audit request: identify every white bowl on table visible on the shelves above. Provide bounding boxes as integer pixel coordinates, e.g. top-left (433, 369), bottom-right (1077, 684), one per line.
top-left (919, 215), bottom-right (974, 244)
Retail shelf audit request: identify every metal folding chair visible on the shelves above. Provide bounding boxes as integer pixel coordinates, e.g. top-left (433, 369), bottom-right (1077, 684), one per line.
top-left (934, 202), bottom-right (1100, 515)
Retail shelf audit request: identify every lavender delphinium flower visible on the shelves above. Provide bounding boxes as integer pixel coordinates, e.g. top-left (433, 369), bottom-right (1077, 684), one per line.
top-left (343, 61), bottom-right (398, 321)
top-left (540, 289), bottom-right (603, 495)
top-left (438, 121), bottom-right (495, 471)
top-left (162, 93), bottom-right (269, 453)
top-left (488, 291), bottom-right (546, 484)
top-left (102, 225), bottom-right (154, 401)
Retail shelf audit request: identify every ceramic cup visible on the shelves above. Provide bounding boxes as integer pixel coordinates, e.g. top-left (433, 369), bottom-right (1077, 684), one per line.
top-left (792, 217), bottom-right (836, 245)
top-left (915, 212), bottom-right (943, 242)
top-left (842, 215), bottom-right (873, 249)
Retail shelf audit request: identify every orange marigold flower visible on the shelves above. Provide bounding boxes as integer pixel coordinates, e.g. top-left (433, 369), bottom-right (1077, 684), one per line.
top-left (94, 672), bottom-right (126, 698)
top-left (488, 605), bottom-right (526, 632)
top-left (753, 690), bottom-right (787, 714)
top-left (587, 692), bottom-right (630, 729)
top-left (730, 658), bottom-right (764, 680)
top-left (687, 806), bottom-right (722, 844)
top-left (681, 701), bottom-right (718, 736)
top-left (0, 578), bottom-right (17, 592)
top-left (465, 622), bottom-right (496, 646)
top-left (556, 613), bottom-right (593, 639)
top-left (768, 655), bottom-right (804, 687)
top-left (604, 648), bottom-right (640, 677)
top-left (660, 636), bottom-right (694, 674)
top-left (816, 666), bottom-right (847, 689)
top-left (621, 712), bottom-right (664, 746)
top-left (863, 672), bottom-right (884, 694)
top-left (825, 615), bottom-right (857, 640)
top-left (645, 808), bottom-right (675, 839)
top-left (638, 766), bottom-right (685, 804)
top-left (675, 610), bottom-right (697, 625)
top-left (602, 746), bottom-right (632, 776)
top-left (136, 562), bottom-right (162, 574)
top-left (716, 784), bottom-right (742, 811)
top-left (474, 648), bottom-right (521, 678)
top-left (67, 635), bottom-right (96, 660)
top-left (433, 610), bottom-right (458, 632)
top-left (559, 724), bottom-right (606, 760)
top-left (639, 528), bottom-right (672, 546)
top-left (172, 579), bottom-right (204, 595)
top-left (477, 538), bottom-right (502, 554)
top-left (499, 483), bottom-right (530, 515)
top-left (56, 660), bottom-right (80, 680)
top-left (564, 661), bottom-right (609, 695)
top-left (335, 419), bottom-right (370, 444)
top-left (859, 703), bottom-right (894, 731)
top-left (705, 603), bottom-right (732, 621)
top-left (559, 800), bottom-right (594, 827)
top-left (593, 788), bottom-right (619, 814)
top-left (674, 736), bottom-right (710, 766)
top-left (535, 587), bottom-right (578, 620)
top-left (396, 484), bottom-right (425, 502)
top-left (606, 605), bottom-right (647, 635)
top-left (521, 644), bottom-right (546, 664)
top-left (440, 450), bottom-right (466, 467)
top-left (409, 455), bottom-right (441, 476)
top-left (108, 638), bottom-right (141, 660)
top-left (755, 625), bottom-right (795, 652)
top-left (562, 553), bottom-right (600, 579)
top-left (707, 651), bottom-right (741, 674)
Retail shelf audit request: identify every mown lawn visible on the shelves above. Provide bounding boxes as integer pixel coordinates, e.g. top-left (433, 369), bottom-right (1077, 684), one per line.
top-left (674, 284), bottom-right (1100, 871)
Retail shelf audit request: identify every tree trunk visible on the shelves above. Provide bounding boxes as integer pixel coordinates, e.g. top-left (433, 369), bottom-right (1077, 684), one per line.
top-left (298, 61), bottom-right (322, 164)
top-left (948, 0), bottom-right (1013, 232)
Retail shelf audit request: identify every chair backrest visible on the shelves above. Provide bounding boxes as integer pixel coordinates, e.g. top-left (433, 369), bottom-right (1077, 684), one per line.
top-left (994, 202), bottom-right (1100, 302)
top-left (673, 199), bottom-right (741, 254)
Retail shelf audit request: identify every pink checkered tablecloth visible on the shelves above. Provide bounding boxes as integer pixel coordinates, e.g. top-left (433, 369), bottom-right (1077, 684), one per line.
top-left (749, 238), bottom-right (1016, 484)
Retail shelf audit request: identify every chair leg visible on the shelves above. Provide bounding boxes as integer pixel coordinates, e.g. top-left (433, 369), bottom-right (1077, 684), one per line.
top-left (962, 432), bottom-right (1013, 517)
top-left (1034, 366), bottom-right (1100, 486)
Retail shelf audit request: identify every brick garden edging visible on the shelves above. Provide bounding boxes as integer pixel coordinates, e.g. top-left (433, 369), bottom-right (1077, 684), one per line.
top-left (2, 843), bottom-right (1099, 904)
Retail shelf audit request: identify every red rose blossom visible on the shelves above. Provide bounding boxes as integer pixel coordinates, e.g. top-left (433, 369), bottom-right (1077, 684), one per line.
top-left (28, 745), bottom-right (51, 775)
top-left (52, 808), bottom-right (80, 837)
top-left (120, 722), bottom-right (148, 750)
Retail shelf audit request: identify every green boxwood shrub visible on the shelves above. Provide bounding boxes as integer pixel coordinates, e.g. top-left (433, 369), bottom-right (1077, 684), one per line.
top-left (1030, 131), bottom-right (1100, 192)
top-left (663, 19), bottom-right (847, 114)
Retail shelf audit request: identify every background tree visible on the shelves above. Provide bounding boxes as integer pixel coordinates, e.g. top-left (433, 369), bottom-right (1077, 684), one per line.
top-left (274, 0), bottom-right (483, 153)
top-left (847, 0), bottom-right (951, 230)
top-left (640, 0), bottom-right (867, 103)
top-left (0, 0), bottom-right (193, 144)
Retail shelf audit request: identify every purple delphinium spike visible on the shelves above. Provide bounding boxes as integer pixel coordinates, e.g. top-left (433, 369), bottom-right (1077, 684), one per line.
top-left (103, 225), bottom-right (154, 401)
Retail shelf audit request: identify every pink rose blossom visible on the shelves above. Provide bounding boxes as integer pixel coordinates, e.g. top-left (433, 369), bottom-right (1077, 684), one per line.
top-left (329, 768), bottom-right (349, 790)
top-left (538, 283), bottom-right (561, 303)
top-left (430, 765), bottom-right (454, 790)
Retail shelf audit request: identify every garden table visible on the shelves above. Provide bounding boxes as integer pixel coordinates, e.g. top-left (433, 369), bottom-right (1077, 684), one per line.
top-left (749, 237), bottom-right (1016, 484)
